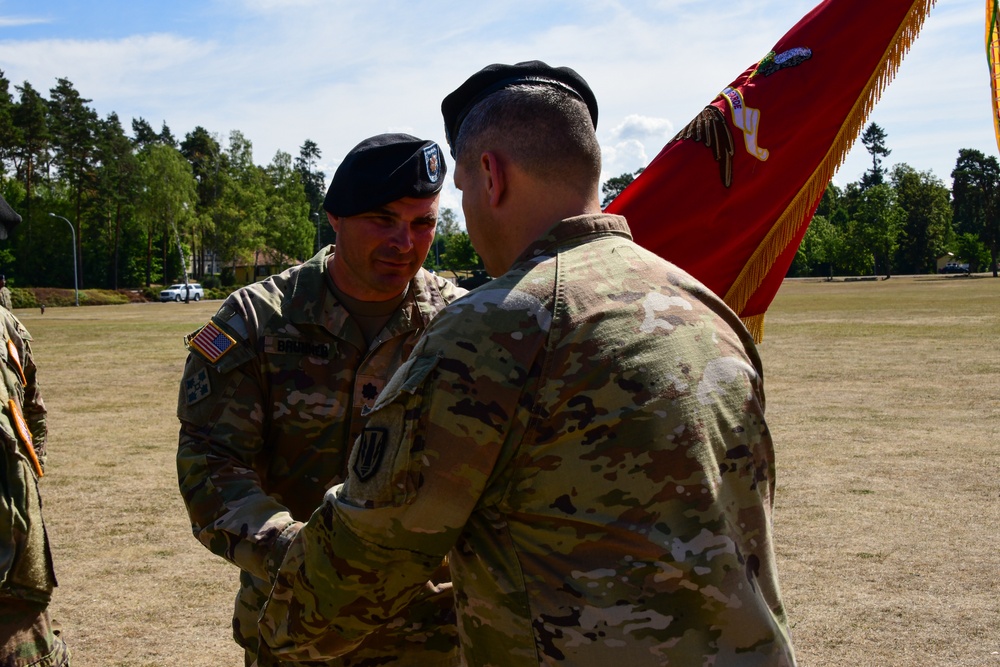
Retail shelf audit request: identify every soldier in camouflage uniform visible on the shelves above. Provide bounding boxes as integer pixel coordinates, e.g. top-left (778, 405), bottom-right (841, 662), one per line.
top-left (0, 195), bottom-right (70, 666)
top-left (176, 134), bottom-right (464, 667)
top-left (0, 276), bottom-right (12, 312)
top-left (259, 62), bottom-right (797, 666)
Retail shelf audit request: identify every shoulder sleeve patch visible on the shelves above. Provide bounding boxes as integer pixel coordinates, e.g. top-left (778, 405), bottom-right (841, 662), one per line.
top-left (348, 349), bottom-right (442, 507)
top-left (183, 367), bottom-right (212, 406)
top-left (187, 320), bottom-right (237, 363)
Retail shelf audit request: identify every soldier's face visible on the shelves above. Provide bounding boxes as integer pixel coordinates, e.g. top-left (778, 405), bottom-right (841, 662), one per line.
top-left (327, 195), bottom-right (438, 301)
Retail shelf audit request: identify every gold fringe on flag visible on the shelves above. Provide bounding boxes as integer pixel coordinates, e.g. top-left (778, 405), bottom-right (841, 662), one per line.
top-left (740, 313), bottom-right (765, 343)
top-left (724, 0), bottom-right (937, 342)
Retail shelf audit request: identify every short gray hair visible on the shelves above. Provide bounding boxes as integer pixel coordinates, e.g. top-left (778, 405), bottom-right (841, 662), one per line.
top-left (454, 84), bottom-right (602, 196)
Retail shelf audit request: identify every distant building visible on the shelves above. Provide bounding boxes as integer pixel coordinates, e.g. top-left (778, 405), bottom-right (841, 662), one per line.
top-left (233, 248), bottom-right (298, 284)
top-left (935, 254), bottom-right (955, 273)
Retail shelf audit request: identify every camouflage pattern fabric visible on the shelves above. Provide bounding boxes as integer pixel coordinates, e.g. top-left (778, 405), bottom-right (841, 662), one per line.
top-left (0, 309), bottom-right (70, 665)
top-left (0, 287), bottom-right (11, 312)
top-left (0, 599), bottom-right (70, 667)
top-left (176, 247), bottom-right (464, 667)
top-left (260, 215), bottom-right (797, 666)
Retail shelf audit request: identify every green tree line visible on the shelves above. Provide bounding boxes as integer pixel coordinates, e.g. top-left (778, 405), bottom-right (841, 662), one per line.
top-left (1, 73), bottom-right (320, 289)
top-left (0, 72), bottom-right (482, 292)
top-left (10, 72), bottom-right (989, 292)
top-left (795, 123), bottom-right (999, 278)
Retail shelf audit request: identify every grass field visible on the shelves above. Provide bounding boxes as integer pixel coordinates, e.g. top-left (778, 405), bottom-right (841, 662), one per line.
top-left (14, 274), bottom-right (1000, 666)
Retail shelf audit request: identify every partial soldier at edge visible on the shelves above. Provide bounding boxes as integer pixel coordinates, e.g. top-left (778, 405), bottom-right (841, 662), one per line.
top-left (0, 275), bottom-right (12, 312)
top-left (0, 194), bottom-right (71, 666)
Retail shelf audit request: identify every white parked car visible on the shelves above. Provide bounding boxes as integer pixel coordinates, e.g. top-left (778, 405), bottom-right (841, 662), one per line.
top-left (159, 283), bottom-right (204, 302)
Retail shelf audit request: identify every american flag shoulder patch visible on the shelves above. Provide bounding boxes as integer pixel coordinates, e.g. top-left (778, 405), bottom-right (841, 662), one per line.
top-left (189, 320), bottom-right (237, 363)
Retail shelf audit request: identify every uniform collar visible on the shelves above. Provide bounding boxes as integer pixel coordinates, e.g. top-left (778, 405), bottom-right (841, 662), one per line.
top-left (286, 246), bottom-right (433, 346)
top-left (513, 213), bottom-right (632, 266)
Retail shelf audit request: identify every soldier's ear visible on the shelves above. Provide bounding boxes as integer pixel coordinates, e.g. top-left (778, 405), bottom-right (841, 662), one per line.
top-left (482, 151), bottom-right (505, 209)
top-left (327, 211), bottom-right (342, 234)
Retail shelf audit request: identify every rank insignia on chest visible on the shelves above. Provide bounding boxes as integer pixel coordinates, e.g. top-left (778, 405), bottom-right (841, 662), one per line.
top-left (189, 321), bottom-right (237, 363)
top-left (354, 427), bottom-right (388, 481)
top-left (185, 368), bottom-right (212, 406)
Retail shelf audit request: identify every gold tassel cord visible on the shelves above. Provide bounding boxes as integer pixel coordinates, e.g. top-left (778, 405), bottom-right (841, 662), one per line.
top-left (723, 0), bottom-right (937, 343)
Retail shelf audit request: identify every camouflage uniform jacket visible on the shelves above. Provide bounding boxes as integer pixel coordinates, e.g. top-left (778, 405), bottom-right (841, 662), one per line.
top-left (0, 287), bottom-right (12, 311)
top-left (260, 214), bottom-right (797, 666)
top-left (0, 308), bottom-right (53, 603)
top-left (177, 247), bottom-right (465, 667)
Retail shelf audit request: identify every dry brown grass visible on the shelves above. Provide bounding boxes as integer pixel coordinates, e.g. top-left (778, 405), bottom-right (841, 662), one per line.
top-left (760, 276), bottom-right (1000, 667)
top-left (12, 275), bottom-right (1000, 666)
top-left (20, 300), bottom-right (242, 667)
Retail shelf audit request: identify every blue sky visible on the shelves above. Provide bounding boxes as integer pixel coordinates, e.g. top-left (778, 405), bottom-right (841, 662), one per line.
top-left (0, 0), bottom-right (993, 217)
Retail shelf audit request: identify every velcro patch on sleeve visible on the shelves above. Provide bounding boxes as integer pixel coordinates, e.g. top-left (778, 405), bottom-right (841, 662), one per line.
top-left (353, 427), bottom-right (389, 481)
top-left (183, 367), bottom-right (212, 406)
top-left (189, 321), bottom-right (237, 363)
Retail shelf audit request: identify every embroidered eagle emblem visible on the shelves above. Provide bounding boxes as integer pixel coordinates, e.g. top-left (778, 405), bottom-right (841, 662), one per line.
top-left (669, 106), bottom-right (735, 188)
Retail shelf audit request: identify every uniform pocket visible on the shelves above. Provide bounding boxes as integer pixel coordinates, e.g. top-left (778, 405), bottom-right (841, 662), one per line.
top-left (1, 425), bottom-right (56, 598)
top-left (344, 351), bottom-right (442, 509)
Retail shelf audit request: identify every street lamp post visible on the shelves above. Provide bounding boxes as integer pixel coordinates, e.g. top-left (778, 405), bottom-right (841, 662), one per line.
top-left (48, 213), bottom-right (79, 307)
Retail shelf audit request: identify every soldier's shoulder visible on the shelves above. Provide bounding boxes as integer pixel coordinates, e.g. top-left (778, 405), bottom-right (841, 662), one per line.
top-left (185, 310), bottom-right (253, 373)
top-left (184, 290), bottom-right (267, 371)
top-left (0, 307), bottom-right (31, 342)
top-left (413, 268), bottom-right (468, 313)
top-left (223, 268), bottom-right (307, 328)
top-left (184, 262), bottom-right (320, 369)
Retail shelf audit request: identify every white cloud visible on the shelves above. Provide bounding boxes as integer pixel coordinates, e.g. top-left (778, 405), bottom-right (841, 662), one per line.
top-left (0, 16), bottom-right (49, 28)
top-left (609, 114), bottom-right (674, 144)
top-left (0, 34), bottom-right (216, 99)
top-left (601, 139), bottom-right (652, 183)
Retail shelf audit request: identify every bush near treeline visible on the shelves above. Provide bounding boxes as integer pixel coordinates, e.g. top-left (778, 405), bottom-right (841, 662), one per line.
top-left (9, 286), bottom-right (236, 308)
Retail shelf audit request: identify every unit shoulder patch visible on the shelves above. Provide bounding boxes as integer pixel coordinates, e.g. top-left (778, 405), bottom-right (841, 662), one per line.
top-left (184, 367), bottom-right (212, 406)
top-left (353, 427), bottom-right (389, 481)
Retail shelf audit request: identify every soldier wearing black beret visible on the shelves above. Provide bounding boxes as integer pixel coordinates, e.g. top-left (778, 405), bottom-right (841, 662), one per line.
top-left (259, 60), bottom-right (795, 667)
top-left (440, 59), bottom-right (598, 157)
top-left (324, 133), bottom-right (445, 217)
top-left (177, 134), bottom-right (465, 667)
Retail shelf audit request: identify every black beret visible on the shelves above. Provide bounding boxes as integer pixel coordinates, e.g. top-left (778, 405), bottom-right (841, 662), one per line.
top-left (324, 133), bottom-right (446, 218)
top-left (441, 60), bottom-right (599, 156)
top-left (0, 195), bottom-right (21, 240)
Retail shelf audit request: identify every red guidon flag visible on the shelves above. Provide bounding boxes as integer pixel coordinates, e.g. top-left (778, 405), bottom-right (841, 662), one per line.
top-left (606, 0), bottom-right (937, 341)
